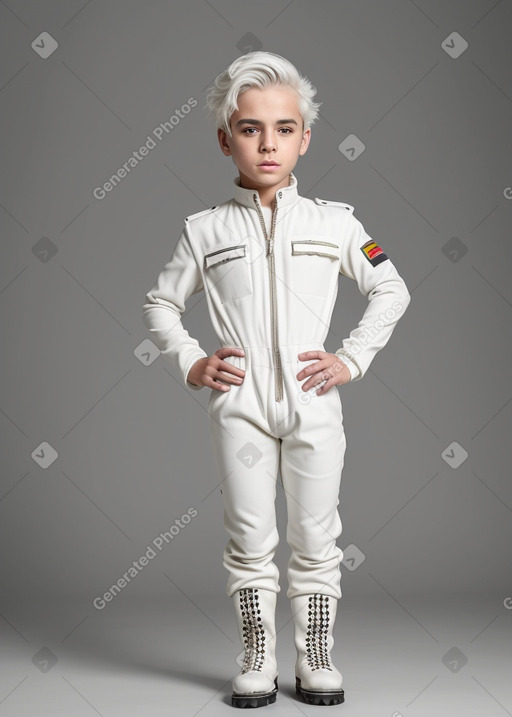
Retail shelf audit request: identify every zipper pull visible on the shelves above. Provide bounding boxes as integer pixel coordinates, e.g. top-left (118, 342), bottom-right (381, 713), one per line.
top-left (268, 237), bottom-right (274, 256)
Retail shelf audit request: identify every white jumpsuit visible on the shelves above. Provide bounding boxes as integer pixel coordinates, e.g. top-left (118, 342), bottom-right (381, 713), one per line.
top-left (142, 172), bottom-right (410, 601)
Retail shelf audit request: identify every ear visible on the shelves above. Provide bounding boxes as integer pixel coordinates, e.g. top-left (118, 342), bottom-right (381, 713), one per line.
top-left (299, 127), bottom-right (311, 156)
top-left (217, 127), bottom-right (232, 157)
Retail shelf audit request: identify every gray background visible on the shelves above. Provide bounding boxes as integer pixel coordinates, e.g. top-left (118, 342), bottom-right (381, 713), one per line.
top-left (1, 1), bottom-right (511, 715)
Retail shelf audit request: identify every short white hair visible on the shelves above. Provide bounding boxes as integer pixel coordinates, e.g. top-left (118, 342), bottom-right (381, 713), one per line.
top-left (204, 51), bottom-right (322, 137)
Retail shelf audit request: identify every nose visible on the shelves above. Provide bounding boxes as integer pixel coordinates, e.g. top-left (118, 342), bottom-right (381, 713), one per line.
top-left (260, 130), bottom-right (276, 152)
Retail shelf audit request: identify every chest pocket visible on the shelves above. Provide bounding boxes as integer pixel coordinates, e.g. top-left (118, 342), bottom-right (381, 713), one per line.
top-left (290, 238), bottom-right (341, 297)
top-left (203, 243), bottom-right (253, 303)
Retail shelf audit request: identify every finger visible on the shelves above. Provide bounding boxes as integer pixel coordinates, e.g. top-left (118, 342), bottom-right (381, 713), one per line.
top-left (302, 370), bottom-right (333, 393)
top-left (217, 346), bottom-right (246, 359)
top-left (212, 382), bottom-right (231, 391)
top-left (298, 358), bottom-right (329, 378)
top-left (215, 371), bottom-right (244, 385)
top-left (216, 358), bottom-right (246, 379)
top-left (297, 350), bottom-right (325, 359)
top-left (204, 376), bottom-right (230, 391)
top-left (314, 369), bottom-right (338, 391)
top-left (315, 377), bottom-right (336, 395)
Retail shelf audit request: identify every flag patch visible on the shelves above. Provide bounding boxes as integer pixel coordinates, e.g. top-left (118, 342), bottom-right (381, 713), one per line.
top-left (360, 239), bottom-right (388, 267)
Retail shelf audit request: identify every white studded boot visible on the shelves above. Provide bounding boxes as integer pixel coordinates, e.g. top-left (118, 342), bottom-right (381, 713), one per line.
top-left (291, 593), bottom-right (345, 706)
top-left (231, 587), bottom-right (279, 708)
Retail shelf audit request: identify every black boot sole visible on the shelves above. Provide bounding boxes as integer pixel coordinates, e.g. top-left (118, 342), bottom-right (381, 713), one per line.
top-left (232, 677), bottom-right (278, 708)
top-left (295, 677), bottom-right (344, 706)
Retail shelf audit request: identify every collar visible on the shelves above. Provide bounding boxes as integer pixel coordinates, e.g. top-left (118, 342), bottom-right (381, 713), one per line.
top-left (233, 171), bottom-right (300, 209)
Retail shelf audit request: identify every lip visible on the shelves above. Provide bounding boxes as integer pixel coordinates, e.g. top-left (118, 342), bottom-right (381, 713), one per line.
top-left (258, 162), bottom-right (280, 167)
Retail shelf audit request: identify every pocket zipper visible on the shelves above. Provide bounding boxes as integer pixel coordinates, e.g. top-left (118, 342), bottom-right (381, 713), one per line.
top-left (291, 239), bottom-right (340, 259)
top-left (204, 245), bottom-right (246, 268)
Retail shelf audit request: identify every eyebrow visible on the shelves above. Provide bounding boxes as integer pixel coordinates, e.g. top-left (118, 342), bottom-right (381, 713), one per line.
top-left (235, 118), bottom-right (299, 127)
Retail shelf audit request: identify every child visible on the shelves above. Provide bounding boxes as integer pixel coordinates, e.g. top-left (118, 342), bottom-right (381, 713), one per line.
top-left (142, 51), bottom-right (410, 709)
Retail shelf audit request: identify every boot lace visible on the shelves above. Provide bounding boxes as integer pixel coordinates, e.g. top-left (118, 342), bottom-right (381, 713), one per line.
top-left (239, 588), bottom-right (266, 673)
top-left (306, 594), bottom-right (332, 671)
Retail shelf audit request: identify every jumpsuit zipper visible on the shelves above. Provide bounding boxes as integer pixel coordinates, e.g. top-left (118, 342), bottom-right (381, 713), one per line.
top-left (252, 192), bottom-right (283, 403)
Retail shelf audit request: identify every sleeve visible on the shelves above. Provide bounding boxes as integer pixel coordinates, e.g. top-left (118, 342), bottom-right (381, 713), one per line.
top-left (142, 225), bottom-right (209, 391)
top-left (335, 213), bottom-right (411, 381)
top-left (335, 353), bottom-right (361, 381)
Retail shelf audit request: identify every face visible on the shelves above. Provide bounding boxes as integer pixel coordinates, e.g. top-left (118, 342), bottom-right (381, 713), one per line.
top-left (217, 85), bottom-right (311, 193)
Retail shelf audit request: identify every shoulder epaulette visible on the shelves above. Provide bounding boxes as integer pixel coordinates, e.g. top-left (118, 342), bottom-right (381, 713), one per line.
top-left (314, 197), bottom-right (354, 213)
top-left (184, 206), bottom-right (219, 222)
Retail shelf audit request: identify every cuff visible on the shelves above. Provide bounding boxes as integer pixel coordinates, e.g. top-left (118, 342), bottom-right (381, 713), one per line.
top-left (335, 351), bottom-right (361, 381)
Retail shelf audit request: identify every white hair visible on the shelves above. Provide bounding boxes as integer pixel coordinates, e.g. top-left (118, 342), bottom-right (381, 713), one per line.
top-left (204, 51), bottom-right (322, 137)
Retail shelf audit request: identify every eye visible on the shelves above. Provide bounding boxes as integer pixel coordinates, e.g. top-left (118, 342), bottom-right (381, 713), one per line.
top-left (241, 127), bottom-right (294, 135)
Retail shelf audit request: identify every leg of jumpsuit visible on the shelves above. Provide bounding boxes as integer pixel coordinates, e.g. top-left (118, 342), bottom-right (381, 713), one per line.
top-left (280, 352), bottom-right (347, 600)
top-left (207, 349), bottom-right (281, 597)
